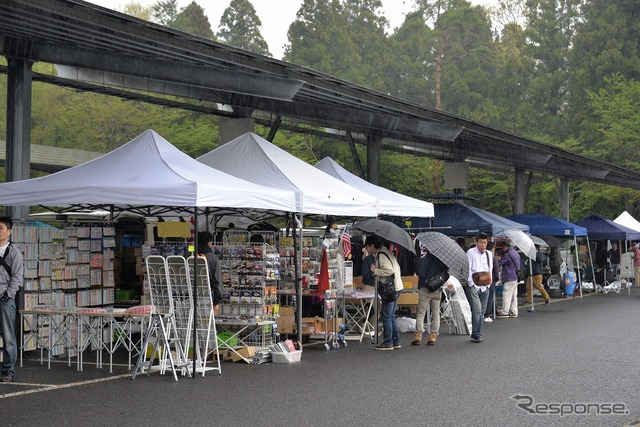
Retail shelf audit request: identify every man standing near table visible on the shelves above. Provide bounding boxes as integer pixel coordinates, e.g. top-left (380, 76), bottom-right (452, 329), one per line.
top-left (0, 216), bottom-right (24, 383)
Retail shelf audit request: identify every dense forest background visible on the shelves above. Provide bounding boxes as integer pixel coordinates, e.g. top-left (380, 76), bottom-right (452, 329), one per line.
top-left (1, 0), bottom-right (639, 222)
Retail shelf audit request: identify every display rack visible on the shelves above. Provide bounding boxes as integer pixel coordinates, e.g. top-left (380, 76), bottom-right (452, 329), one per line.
top-left (14, 222), bottom-right (117, 359)
top-left (217, 241), bottom-right (279, 320)
top-left (215, 238), bottom-right (279, 359)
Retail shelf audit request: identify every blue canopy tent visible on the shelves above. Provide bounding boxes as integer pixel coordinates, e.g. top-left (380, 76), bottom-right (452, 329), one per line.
top-left (432, 203), bottom-right (529, 237)
top-left (575, 214), bottom-right (640, 241)
top-left (387, 202), bottom-right (528, 237)
top-left (507, 213), bottom-right (589, 297)
top-left (575, 215), bottom-right (640, 293)
top-left (506, 213), bottom-right (587, 237)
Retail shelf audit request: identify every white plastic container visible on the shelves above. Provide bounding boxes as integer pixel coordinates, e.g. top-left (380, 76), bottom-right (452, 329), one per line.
top-left (271, 350), bottom-right (302, 364)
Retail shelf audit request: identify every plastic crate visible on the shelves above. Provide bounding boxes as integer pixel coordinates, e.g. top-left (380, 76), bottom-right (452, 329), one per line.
top-left (217, 331), bottom-right (238, 348)
top-left (272, 350), bottom-right (302, 364)
top-left (115, 289), bottom-right (136, 300)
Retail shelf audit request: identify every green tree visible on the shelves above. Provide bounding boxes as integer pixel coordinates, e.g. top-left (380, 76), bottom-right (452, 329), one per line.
top-left (434, 1), bottom-right (499, 118)
top-left (218, 0), bottom-right (271, 56)
top-left (521, 0), bottom-right (582, 141)
top-left (569, 0), bottom-right (640, 139)
top-left (583, 74), bottom-right (640, 171)
top-left (152, 0), bottom-right (178, 26)
top-left (340, 0), bottom-right (389, 90)
top-left (384, 11), bottom-right (436, 106)
top-left (123, 2), bottom-right (153, 21)
top-left (285, 0), bottom-right (359, 76)
top-left (171, 1), bottom-right (215, 40)
top-left (285, 0), bottom-right (388, 90)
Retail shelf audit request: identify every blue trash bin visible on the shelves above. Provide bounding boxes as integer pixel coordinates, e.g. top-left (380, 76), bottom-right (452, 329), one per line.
top-left (564, 272), bottom-right (575, 297)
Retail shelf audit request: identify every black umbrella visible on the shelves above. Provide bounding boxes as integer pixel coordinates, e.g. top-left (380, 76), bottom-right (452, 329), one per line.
top-left (352, 218), bottom-right (415, 253)
top-left (416, 231), bottom-right (469, 282)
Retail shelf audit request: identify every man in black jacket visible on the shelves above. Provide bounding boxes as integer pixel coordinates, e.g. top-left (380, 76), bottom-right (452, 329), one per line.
top-left (412, 250), bottom-right (448, 346)
top-left (523, 245), bottom-right (550, 305)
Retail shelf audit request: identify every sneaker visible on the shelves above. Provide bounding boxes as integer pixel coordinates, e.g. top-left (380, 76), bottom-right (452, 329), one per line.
top-left (484, 317), bottom-right (493, 323)
top-left (0, 374), bottom-right (14, 383)
top-left (393, 344), bottom-right (402, 349)
top-left (496, 313), bottom-right (510, 318)
top-left (470, 336), bottom-right (483, 343)
top-left (508, 313), bottom-right (518, 318)
top-left (545, 299), bottom-right (550, 305)
top-left (374, 344), bottom-right (394, 351)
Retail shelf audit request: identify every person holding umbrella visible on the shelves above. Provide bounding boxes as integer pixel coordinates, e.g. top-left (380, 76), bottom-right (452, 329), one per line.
top-left (414, 232), bottom-right (469, 345)
top-left (412, 249), bottom-right (448, 346)
top-left (466, 232), bottom-right (493, 343)
top-left (365, 235), bottom-right (403, 351)
top-left (496, 240), bottom-right (521, 318)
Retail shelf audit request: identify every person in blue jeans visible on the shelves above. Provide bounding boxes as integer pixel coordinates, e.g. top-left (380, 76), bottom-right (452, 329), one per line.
top-left (365, 235), bottom-right (403, 351)
top-left (0, 216), bottom-right (24, 383)
top-left (465, 232), bottom-right (492, 343)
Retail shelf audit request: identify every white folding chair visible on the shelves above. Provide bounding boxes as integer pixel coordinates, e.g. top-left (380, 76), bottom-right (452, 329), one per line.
top-left (601, 268), bottom-right (621, 294)
top-left (132, 255), bottom-right (191, 381)
top-left (166, 255), bottom-right (193, 354)
top-left (188, 255), bottom-right (222, 376)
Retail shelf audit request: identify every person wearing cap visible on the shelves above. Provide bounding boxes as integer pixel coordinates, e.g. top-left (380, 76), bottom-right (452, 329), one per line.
top-left (496, 240), bottom-right (521, 318)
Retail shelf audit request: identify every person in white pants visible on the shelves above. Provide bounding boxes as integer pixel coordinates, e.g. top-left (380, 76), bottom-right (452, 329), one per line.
top-left (496, 241), bottom-right (521, 318)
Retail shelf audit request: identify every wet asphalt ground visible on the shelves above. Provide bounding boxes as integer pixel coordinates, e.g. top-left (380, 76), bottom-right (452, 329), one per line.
top-left (2, 289), bottom-right (640, 427)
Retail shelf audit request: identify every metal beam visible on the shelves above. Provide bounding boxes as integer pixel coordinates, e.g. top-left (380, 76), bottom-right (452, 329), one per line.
top-left (3, 41), bottom-right (304, 102)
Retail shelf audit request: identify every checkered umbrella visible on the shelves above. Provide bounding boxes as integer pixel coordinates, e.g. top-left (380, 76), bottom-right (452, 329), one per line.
top-left (416, 232), bottom-right (469, 282)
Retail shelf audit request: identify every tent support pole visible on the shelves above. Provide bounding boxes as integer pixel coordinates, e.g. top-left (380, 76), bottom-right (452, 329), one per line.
top-left (192, 207), bottom-right (198, 377)
top-left (293, 212), bottom-right (303, 344)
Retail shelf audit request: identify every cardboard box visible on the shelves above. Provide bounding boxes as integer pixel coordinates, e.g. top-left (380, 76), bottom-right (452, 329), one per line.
top-left (353, 276), bottom-right (364, 288)
top-left (231, 346), bottom-right (256, 363)
top-left (318, 317), bottom-right (344, 332)
top-left (277, 315), bottom-right (296, 334)
top-left (280, 305), bottom-right (295, 316)
top-left (300, 317), bottom-right (320, 334)
top-left (396, 291), bottom-right (419, 305)
top-left (402, 275), bottom-right (419, 289)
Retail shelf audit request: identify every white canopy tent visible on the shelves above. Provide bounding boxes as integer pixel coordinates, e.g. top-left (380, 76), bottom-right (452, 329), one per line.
top-left (614, 211), bottom-right (640, 233)
top-left (196, 132), bottom-right (378, 217)
top-left (0, 129), bottom-right (297, 216)
top-left (0, 129), bottom-right (299, 373)
top-left (315, 156), bottom-right (434, 218)
top-left (197, 132), bottom-right (379, 343)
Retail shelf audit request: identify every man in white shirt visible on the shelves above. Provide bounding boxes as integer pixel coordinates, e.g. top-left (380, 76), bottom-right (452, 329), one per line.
top-left (465, 232), bottom-right (493, 343)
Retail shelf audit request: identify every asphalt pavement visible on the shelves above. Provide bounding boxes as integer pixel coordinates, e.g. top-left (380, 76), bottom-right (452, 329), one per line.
top-left (2, 289), bottom-right (640, 427)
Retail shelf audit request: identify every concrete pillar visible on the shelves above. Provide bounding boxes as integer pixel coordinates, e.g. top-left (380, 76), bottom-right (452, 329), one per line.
top-left (558, 178), bottom-right (570, 220)
top-left (218, 118), bottom-right (255, 144)
top-left (5, 58), bottom-right (33, 219)
top-left (366, 134), bottom-right (382, 185)
top-left (515, 167), bottom-right (526, 214)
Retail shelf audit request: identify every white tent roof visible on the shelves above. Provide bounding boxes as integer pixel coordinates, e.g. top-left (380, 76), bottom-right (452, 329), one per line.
top-left (315, 157), bottom-right (434, 218)
top-left (614, 211), bottom-right (640, 233)
top-left (0, 130), bottom-right (297, 214)
top-left (197, 133), bottom-right (378, 217)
